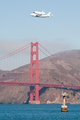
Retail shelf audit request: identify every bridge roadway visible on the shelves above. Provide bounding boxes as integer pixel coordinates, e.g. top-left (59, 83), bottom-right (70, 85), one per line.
top-left (0, 81), bottom-right (80, 89)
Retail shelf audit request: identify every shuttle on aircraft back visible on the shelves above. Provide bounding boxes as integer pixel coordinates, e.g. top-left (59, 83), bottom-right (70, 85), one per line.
top-left (30, 10), bottom-right (53, 18)
top-left (33, 10), bottom-right (45, 15)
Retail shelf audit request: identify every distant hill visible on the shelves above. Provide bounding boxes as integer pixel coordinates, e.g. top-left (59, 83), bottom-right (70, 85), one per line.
top-left (0, 50), bottom-right (80, 104)
top-left (0, 70), bottom-right (8, 74)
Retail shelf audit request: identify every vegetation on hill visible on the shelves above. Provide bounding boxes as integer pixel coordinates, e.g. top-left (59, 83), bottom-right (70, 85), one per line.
top-left (0, 50), bottom-right (80, 104)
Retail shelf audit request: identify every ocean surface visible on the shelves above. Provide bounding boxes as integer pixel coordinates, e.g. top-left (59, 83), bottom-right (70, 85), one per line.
top-left (0, 104), bottom-right (80, 120)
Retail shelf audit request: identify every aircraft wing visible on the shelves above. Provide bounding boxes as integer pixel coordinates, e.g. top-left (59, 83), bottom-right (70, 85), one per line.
top-left (35, 13), bottom-right (42, 17)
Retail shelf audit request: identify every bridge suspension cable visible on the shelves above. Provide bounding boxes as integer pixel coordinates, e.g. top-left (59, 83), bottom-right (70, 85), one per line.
top-left (39, 43), bottom-right (80, 82)
top-left (0, 43), bottom-right (30, 60)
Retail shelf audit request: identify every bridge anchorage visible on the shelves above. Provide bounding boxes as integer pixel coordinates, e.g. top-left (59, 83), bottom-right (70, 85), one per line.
top-left (29, 42), bottom-right (40, 104)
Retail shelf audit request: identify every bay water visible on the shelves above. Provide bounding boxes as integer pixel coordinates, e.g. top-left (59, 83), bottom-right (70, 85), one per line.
top-left (0, 104), bottom-right (80, 120)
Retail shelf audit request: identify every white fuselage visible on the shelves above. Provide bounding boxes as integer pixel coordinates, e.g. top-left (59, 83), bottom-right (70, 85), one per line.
top-left (30, 12), bottom-right (51, 18)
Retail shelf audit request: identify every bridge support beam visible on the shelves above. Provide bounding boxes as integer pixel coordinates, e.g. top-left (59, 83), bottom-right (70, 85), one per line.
top-left (29, 42), bottom-right (40, 104)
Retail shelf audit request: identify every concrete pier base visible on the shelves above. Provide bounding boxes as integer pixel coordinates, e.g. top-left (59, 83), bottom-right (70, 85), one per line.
top-left (29, 100), bottom-right (40, 104)
top-left (61, 105), bottom-right (68, 112)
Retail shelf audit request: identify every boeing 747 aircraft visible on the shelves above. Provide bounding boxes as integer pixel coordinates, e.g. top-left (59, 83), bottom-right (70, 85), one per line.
top-left (30, 10), bottom-right (53, 18)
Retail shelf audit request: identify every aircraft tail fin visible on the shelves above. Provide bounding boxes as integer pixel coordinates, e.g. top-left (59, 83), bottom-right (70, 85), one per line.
top-left (47, 12), bottom-right (51, 16)
top-left (41, 10), bottom-right (45, 14)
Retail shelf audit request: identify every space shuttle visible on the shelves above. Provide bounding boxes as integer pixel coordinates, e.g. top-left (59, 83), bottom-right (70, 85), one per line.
top-left (33, 10), bottom-right (46, 15)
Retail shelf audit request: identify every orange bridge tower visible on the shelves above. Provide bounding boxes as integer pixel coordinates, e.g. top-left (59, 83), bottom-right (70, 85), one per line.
top-left (29, 42), bottom-right (40, 104)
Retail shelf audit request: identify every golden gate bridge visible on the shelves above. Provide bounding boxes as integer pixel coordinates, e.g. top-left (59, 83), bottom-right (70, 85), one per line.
top-left (0, 42), bottom-right (80, 104)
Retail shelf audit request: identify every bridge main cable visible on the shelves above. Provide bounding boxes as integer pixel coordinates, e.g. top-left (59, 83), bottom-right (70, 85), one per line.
top-left (39, 43), bottom-right (80, 81)
top-left (0, 43), bottom-right (30, 60)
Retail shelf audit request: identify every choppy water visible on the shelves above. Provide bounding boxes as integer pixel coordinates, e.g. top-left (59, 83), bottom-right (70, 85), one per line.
top-left (0, 104), bottom-right (80, 120)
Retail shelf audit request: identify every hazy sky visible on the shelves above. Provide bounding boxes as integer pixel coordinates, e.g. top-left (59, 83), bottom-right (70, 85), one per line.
top-left (0, 0), bottom-right (80, 56)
